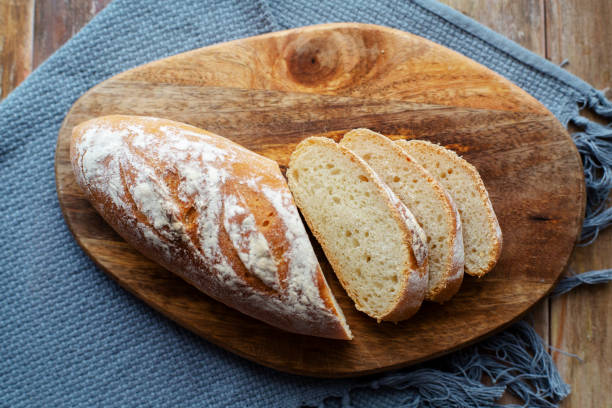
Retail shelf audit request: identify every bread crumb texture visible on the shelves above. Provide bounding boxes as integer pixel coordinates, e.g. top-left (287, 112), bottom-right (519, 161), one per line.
top-left (287, 137), bottom-right (427, 321)
top-left (341, 129), bottom-right (464, 303)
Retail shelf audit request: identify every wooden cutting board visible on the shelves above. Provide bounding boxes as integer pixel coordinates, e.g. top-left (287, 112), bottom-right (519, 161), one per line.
top-left (55, 23), bottom-right (585, 377)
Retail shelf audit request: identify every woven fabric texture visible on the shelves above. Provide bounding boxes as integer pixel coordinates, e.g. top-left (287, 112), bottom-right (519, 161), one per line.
top-left (1, 0), bottom-right (609, 407)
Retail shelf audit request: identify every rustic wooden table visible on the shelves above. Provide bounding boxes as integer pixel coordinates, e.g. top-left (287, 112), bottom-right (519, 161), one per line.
top-left (1, 0), bottom-right (609, 406)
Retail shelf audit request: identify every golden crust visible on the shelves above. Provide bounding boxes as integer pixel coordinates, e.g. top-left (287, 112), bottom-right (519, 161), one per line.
top-left (71, 115), bottom-right (351, 340)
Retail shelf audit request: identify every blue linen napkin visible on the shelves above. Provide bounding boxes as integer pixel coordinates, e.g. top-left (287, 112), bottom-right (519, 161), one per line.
top-left (1, 1), bottom-right (611, 407)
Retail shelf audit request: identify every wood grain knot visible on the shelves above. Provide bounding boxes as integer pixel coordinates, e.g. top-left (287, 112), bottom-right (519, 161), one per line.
top-left (283, 29), bottom-right (385, 91)
top-left (286, 37), bottom-right (340, 86)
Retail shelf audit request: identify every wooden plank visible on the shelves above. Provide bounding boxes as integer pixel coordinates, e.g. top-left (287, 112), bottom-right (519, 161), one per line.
top-left (0, 0), bottom-right (34, 99)
top-left (55, 23), bottom-right (583, 377)
top-left (546, 0), bottom-right (612, 99)
top-left (439, 0), bottom-right (546, 58)
top-left (33, 0), bottom-right (111, 69)
top-left (546, 2), bottom-right (612, 406)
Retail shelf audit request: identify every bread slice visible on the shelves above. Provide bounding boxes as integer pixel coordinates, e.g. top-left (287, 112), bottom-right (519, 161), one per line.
top-left (287, 137), bottom-right (428, 322)
top-left (340, 129), bottom-right (464, 303)
top-left (397, 140), bottom-right (502, 277)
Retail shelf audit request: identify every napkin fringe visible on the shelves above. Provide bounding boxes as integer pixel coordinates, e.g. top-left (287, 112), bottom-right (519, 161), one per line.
top-left (572, 89), bottom-right (612, 245)
top-left (309, 322), bottom-right (568, 408)
top-left (552, 268), bottom-right (612, 296)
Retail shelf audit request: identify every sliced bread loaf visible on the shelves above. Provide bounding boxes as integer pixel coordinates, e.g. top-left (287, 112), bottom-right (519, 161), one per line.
top-left (287, 137), bottom-right (428, 322)
top-left (340, 129), bottom-right (464, 303)
top-left (397, 140), bottom-right (502, 277)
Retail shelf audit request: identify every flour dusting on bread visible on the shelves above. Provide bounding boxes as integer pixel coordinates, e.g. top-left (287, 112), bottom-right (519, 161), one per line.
top-left (71, 115), bottom-right (352, 339)
top-left (223, 194), bottom-right (279, 290)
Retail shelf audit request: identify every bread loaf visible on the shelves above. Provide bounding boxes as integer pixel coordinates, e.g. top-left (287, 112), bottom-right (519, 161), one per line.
top-left (397, 140), bottom-right (502, 277)
top-left (340, 129), bottom-right (464, 303)
top-left (287, 137), bottom-right (428, 322)
top-left (71, 115), bottom-right (352, 340)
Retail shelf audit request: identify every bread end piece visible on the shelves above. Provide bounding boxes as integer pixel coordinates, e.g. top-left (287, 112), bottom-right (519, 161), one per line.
top-left (71, 115), bottom-right (353, 340)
